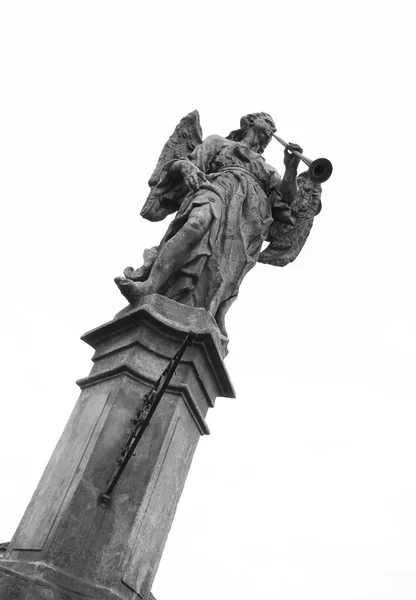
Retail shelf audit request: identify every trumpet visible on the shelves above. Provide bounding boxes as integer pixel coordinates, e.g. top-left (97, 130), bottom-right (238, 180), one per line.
top-left (272, 133), bottom-right (333, 183)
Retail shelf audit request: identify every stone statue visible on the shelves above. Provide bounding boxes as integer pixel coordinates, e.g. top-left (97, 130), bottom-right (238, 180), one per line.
top-left (115, 111), bottom-right (323, 336)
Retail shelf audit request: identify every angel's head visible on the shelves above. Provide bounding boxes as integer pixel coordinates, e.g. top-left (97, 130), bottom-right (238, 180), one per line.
top-left (227, 112), bottom-right (276, 153)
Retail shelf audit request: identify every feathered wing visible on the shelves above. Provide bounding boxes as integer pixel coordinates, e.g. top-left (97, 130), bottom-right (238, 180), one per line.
top-left (140, 110), bottom-right (203, 222)
top-left (258, 172), bottom-right (322, 267)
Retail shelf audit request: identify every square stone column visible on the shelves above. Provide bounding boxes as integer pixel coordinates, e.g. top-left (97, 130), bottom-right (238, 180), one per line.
top-left (0, 295), bottom-right (234, 600)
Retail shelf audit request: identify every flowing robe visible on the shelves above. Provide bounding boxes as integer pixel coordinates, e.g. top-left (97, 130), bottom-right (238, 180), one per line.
top-left (150, 134), bottom-right (285, 330)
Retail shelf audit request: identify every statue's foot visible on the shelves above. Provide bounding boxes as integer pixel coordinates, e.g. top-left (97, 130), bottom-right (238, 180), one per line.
top-left (123, 266), bottom-right (146, 281)
top-left (114, 276), bottom-right (151, 303)
top-left (123, 266), bottom-right (136, 279)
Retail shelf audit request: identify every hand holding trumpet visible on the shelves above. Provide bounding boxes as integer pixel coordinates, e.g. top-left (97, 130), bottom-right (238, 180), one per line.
top-left (272, 133), bottom-right (333, 183)
top-left (283, 142), bottom-right (304, 171)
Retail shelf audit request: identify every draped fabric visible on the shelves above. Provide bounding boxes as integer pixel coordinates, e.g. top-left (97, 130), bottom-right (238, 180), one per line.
top-left (154, 135), bottom-right (282, 330)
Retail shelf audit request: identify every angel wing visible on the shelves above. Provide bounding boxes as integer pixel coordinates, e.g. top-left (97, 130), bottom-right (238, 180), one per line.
top-left (258, 172), bottom-right (322, 267)
top-left (140, 110), bottom-right (203, 222)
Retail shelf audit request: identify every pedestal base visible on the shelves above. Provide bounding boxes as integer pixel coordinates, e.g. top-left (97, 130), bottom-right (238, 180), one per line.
top-left (0, 295), bottom-right (234, 600)
top-left (0, 561), bottom-right (134, 600)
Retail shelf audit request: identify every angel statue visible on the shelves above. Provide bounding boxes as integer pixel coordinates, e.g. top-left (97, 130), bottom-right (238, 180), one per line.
top-left (115, 111), bottom-right (323, 337)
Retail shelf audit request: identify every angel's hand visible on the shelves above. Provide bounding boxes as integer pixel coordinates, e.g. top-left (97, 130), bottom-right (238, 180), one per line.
top-left (284, 143), bottom-right (303, 171)
top-left (180, 162), bottom-right (207, 192)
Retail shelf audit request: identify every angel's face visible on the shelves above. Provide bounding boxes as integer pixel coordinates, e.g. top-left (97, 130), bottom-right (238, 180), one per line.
top-left (243, 114), bottom-right (276, 152)
top-left (254, 115), bottom-right (276, 144)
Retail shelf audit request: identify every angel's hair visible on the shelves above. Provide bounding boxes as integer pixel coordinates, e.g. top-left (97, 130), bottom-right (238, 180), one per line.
top-left (227, 112), bottom-right (276, 153)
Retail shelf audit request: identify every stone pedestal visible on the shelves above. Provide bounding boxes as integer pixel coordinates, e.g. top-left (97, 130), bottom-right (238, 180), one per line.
top-left (0, 295), bottom-right (234, 600)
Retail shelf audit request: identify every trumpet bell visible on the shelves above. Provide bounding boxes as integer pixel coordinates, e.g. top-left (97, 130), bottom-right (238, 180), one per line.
top-left (308, 158), bottom-right (333, 183)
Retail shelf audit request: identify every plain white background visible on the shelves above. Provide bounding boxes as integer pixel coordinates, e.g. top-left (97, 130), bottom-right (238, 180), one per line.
top-left (0, 2), bottom-right (415, 599)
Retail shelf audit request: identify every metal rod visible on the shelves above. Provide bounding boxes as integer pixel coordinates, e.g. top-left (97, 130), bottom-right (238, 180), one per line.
top-left (272, 133), bottom-right (313, 167)
top-left (100, 332), bottom-right (196, 503)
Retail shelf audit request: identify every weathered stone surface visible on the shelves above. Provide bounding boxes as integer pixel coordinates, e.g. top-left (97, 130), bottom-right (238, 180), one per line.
top-left (0, 295), bottom-right (234, 600)
top-left (115, 111), bottom-right (323, 337)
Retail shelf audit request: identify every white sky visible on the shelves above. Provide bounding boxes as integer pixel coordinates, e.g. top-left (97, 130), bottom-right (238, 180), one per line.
top-left (0, 2), bottom-right (415, 599)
